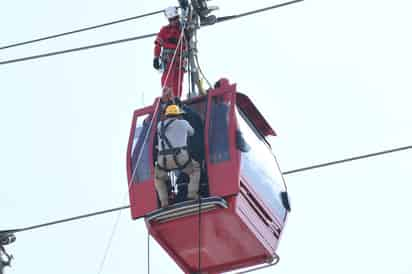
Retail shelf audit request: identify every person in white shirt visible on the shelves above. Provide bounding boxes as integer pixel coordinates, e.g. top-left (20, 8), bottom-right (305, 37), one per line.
top-left (154, 104), bottom-right (201, 208)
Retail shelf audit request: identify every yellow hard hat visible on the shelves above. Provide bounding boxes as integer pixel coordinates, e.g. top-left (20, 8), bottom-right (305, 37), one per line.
top-left (165, 104), bottom-right (184, 116)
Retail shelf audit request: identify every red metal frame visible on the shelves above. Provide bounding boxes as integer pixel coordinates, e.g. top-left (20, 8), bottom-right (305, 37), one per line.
top-left (146, 196), bottom-right (277, 274)
top-left (205, 79), bottom-right (241, 197)
top-left (236, 93), bottom-right (276, 137)
top-left (131, 176), bottom-right (281, 272)
top-left (126, 99), bottom-right (161, 219)
top-left (126, 105), bottom-right (153, 182)
top-left (126, 79), bottom-right (287, 273)
top-left (240, 173), bottom-right (285, 229)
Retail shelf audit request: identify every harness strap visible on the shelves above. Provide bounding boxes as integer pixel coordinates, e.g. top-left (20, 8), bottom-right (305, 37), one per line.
top-left (157, 151), bottom-right (192, 172)
top-left (159, 146), bottom-right (187, 155)
top-left (161, 47), bottom-right (186, 70)
top-left (160, 119), bottom-right (175, 150)
top-left (162, 48), bottom-right (181, 55)
top-left (160, 119), bottom-right (176, 170)
top-left (158, 119), bottom-right (192, 171)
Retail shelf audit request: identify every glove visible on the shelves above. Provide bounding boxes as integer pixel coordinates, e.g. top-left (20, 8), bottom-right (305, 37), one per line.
top-left (153, 57), bottom-right (160, 70)
top-left (167, 37), bottom-right (178, 44)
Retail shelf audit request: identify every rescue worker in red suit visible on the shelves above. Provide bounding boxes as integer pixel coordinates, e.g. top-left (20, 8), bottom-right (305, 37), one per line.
top-left (153, 7), bottom-right (186, 98)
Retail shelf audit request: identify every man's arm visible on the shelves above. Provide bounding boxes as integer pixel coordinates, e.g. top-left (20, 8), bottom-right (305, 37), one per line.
top-left (153, 27), bottom-right (164, 69)
top-left (154, 27), bottom-right (164, 58)
top-left (184, 120), bottom-right (195, 136)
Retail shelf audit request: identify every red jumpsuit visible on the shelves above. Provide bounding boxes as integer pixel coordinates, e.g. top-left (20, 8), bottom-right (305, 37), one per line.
top-left (154, 22), bottom-right (186, 98)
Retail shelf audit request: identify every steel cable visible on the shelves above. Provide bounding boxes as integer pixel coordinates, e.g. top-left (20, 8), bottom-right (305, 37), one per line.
top-left (0, 33), bottom-right (156, 65)
top-left (0, 205), bottom-right (130, 234)
top-left (0, 1), bottom-right (304, 66)
top-left (213, 0), bottom-right (304, 24)
top-left (1, 145), bottom-right (410, 235)
top-left (283, 145), bottom-right (412, 175)
top-left (0, 10), bottom-right (163, 50)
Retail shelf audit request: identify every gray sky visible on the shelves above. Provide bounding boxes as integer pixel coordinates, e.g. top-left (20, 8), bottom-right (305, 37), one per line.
top-left (1, 0), bottom-right (412, 273)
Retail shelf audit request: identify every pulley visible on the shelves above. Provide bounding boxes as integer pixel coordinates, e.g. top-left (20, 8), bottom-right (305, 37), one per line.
top-left (0, 232), bottom-right (15, 271)
top-left (0, 233), bottom-right (15, 246)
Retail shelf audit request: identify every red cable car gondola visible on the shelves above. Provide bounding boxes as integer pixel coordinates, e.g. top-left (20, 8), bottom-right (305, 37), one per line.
top-left (126, 78), bottom-right (290, 273)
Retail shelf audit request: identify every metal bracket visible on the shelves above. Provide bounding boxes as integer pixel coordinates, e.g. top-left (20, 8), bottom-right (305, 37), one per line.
top-left (0, 233), bottom-right (15, 246)
top-left (233, 255), bottom-right (280, 274)
top-left (0, 232), bottom-right (15, 271)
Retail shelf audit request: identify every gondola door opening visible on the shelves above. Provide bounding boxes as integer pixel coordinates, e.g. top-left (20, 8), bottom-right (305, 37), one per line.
top-left (205, 79), bottom-right (241, 198)
top-left (127, 99), bottom-right (161, 219)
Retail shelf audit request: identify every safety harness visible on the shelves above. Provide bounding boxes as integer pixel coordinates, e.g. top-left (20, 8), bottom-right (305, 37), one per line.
top-left (161, 47), bottom-right (186, 71)
top-left (157, 118), bottom-right (191, 172)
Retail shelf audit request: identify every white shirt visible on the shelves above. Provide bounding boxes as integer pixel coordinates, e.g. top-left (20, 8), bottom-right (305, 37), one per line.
top-left (157, 118), bottom-right (194, 151)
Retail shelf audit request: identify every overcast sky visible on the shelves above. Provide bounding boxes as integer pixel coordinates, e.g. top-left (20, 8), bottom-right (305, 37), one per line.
top-left (1, 0), bottom-right (412, 273)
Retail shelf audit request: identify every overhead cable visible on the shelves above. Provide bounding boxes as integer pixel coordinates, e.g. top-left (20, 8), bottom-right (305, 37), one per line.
top-left (0, 1), bottom-right (304, 66)
top-left (0, 10), bottom-right (163, 50)
top-left (1, 145), bottom-right (411, 235)
top-left (283, 145), bottom-right (412, 175)
top-left (213, 0), bottom-right (304, 24)
top-left (0, 33), bottom-right (156, 65)
top-left (0, 205), bottom-right (130, 234)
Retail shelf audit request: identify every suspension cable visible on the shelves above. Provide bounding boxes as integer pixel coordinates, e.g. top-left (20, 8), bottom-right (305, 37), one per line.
top-left (0, 32), bottom-right (156, 65)
top-left (1, 144), bottom-right (411, 235)
top-left (0, 1), bottom-right (304, 66)
top-left (0, 10), bottom-right (163, 51)
top-left (213, 0), bottom-right (304, 24)
top-left (283, 145), bottom-right (412, 175)
top-left (0, 205), bottom-right (130, 234)
top-left (0, 144), bottom-right (409, 234)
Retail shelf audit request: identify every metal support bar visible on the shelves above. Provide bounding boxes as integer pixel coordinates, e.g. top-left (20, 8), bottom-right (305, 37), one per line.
top-left (233, 255), bottom-right (280, 274)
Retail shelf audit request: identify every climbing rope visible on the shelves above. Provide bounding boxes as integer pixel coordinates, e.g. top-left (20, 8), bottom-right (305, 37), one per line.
top-left (0, 10), bottom-right (164, 50)
top-left (161, 27), bottom-right (186, 95)
top-left (97, 91), bottom-right (155, 274)
top-left (177, 32), bottom-right (185, 98)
